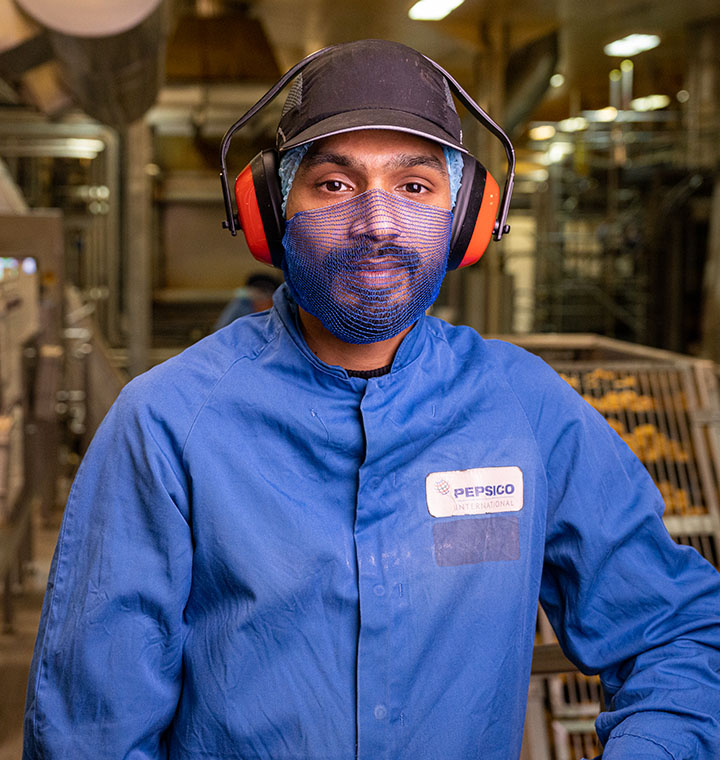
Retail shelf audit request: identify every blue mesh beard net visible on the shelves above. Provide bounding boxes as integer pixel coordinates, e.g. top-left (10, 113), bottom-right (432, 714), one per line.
top-left (281, 189), bottom-right (453, 344)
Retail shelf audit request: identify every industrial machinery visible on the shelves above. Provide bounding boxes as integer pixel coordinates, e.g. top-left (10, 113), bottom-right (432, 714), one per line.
top-left (0, 208), bottom-right (126, 632)
top-left (0, 256), bottom-right (38, 525)
top-left (0, 254), bottom-right (38, 631)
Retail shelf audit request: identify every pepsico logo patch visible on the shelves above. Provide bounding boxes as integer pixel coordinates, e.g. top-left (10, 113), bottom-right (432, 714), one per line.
top-left (426, 466), bottom-right (524, 518)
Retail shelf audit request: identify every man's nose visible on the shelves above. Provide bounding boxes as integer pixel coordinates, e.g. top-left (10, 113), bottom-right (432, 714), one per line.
top-left (349, 190), bottom-right (402, 242)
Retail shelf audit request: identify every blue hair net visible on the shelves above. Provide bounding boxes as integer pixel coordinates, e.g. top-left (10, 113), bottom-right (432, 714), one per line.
top-left (442, 146), bottom-right (463, 211)
top-left (279, 143), bottom-right (311, 215)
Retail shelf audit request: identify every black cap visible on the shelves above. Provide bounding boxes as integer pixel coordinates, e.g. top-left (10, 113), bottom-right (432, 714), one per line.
top-left (276, 39), bottom-right (466, 154)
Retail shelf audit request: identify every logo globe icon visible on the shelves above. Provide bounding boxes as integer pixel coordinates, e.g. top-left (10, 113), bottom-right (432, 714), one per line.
top-left (435, 479), bottom-right (450, 495)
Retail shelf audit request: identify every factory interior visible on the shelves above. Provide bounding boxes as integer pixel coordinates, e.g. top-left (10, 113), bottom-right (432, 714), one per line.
top-left (1, 0), bottom-right (720, 757)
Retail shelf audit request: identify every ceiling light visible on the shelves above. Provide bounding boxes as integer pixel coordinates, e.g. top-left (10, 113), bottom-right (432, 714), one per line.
top-left (558, 117), bottom-right (588, 133)
top-left (631, 94), bottom-right (671, 111)
top-left (408, 0), bottom-right (465, 21)
top-left (21, 257), bottom-right (38, 275)
top-left (549, 73), bottom-right (565, 88)
top-left (604, 34), bottom-right (660, 57)
top-left (595, 107), bottom-right (618, 122)
top-left (676, 89), bottom-right (690, 103)
top-left (543, 142), bottom-right (574, 165)
top-left (529, 125), bottom-right (556, 141)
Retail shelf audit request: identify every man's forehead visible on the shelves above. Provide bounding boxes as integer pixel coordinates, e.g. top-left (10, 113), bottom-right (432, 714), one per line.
top-left (299, 129), bottom-right (448, 173)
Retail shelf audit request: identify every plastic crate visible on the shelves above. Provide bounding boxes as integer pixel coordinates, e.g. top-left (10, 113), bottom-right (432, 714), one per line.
top-left (503, 334), bottom-right (720, 561)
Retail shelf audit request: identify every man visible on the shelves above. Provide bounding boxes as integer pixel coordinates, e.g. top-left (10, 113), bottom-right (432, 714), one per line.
top-left (214, 273), bottom-right (282, 331)
top-left (24, 40), bottom-right (720, 760)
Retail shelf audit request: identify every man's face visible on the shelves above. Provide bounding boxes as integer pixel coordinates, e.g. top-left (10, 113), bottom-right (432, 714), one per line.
top-left (281, 130), bottom-right (453, 342)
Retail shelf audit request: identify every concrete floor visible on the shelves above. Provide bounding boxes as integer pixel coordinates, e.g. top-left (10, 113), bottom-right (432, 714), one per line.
top-left (0, 515), bottom-right (59, 760)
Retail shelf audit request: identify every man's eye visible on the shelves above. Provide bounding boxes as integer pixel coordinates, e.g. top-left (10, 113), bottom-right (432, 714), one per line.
top-left (320, 180), bottom-right (349, 192)
top-left (403, 182), bottom-right (427, 194)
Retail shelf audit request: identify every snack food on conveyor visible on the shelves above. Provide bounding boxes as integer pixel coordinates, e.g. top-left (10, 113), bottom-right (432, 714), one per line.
top-left (656, 480), bottom-right (704, 515)
top-left (582, 389), bottom-right (655, 414)
top-left (560, 371), bottom-right (656, 412)
top-left (605, 419), bottom-right (689, 463)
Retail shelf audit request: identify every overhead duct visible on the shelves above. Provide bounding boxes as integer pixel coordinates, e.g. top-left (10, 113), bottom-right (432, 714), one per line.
top-left (165, 13), bottom-right (281, 83)
top-left (504, 32), bottom-right (559, 136)
top-left (0, 0), bottom-right (66, 112)
top-left (13, 0), bottom-right (171, 126)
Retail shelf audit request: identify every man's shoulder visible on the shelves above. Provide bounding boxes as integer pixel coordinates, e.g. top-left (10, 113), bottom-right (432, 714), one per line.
top-left (427, 320), bottom-right (582, 408)
top-left (481, 336), bottom-right (582, 401)
top-left (116, 312), bottom-right (281, 427)
top-left (426, 318), bottom-right (551, 375)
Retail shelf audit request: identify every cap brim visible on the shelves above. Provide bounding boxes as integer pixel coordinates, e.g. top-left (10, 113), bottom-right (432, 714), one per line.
top-left (278, 108), bottom-right (466, 153)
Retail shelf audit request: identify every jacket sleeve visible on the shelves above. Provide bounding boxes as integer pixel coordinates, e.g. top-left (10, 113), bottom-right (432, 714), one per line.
top-left (23, 382), bottom-right (193, 759)
top-left (505, 349), bottom-right (720, 760)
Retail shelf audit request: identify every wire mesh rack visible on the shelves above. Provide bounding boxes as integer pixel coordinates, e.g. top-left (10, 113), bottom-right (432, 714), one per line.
top-left (505, 334), bottom-right (720, 760)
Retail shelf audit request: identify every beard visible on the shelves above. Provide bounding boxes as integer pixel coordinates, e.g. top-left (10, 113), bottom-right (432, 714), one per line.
top-left (320, 244), bottom-right (439, 329)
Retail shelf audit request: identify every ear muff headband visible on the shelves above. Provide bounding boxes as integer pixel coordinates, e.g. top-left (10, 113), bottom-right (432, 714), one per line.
top-left (220, 47), bottom-right (330, 238)
top-left (219, 45), bottom-right (515, 264)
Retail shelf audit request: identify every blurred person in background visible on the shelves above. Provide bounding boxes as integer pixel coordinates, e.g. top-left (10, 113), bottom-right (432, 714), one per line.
top-left (214, 272), bottom-right (282, 330)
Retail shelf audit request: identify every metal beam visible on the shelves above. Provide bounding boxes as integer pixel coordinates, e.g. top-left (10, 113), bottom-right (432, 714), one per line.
top-left (123, 119), bottom-right (153, 377)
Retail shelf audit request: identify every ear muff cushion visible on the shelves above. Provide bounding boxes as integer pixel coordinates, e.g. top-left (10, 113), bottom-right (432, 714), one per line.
top-left (235, 150), bottom-right (285, 268)
top-left (447, 155), bottom-right (500, 270)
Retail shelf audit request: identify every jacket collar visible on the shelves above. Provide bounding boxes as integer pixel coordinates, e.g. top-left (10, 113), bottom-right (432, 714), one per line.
top-left (271, 283), bottom-right (429, 379)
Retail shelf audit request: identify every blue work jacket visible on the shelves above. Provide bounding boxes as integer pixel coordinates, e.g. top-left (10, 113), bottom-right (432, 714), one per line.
top-left (24, 285), bottom-right (720, 759)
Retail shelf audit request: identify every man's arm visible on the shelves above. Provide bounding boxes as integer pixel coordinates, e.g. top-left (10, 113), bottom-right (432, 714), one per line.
top-left (23, 383), bottom-right (193, 759)
top-left (540, 424), bottom-right (720, 759)
top-left (500, 344), bottom-right (720, 759)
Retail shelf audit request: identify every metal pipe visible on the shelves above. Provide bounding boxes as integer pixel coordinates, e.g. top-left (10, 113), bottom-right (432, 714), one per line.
top-left (14, 0), bottom-right (169, 126)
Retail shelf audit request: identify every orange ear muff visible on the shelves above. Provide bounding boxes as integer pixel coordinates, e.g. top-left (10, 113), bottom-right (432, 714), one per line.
top-left (447, 154), bottom-right (500, 270)
top-left (234, 150), bottom-right (285, 268)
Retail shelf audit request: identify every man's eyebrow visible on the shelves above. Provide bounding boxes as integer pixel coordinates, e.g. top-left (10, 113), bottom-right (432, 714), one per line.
top-left (299, 151), bottom-right (447, 175)
top-left (300, 152), bottom-right (356, 170)
top-left (391, 153), bottom-right (447, 175)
